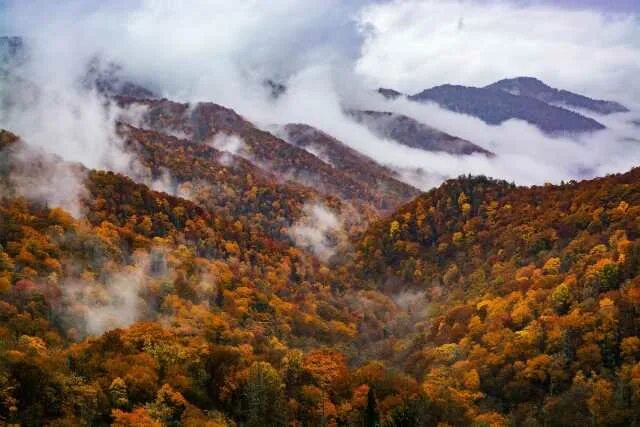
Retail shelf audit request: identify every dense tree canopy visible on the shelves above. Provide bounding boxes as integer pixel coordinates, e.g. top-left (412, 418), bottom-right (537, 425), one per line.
top-left (2, 118), bottom-right (640, 427)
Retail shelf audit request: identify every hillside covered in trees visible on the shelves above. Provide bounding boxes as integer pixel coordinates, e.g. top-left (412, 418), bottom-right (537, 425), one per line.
top-left (2, 122), bottom-right (640, 425)
top-left (348, 169), bottom-right (640, 425)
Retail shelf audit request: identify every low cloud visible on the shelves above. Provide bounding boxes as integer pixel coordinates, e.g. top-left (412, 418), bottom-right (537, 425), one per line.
top-left (0, 80), bottom-right (132, 173)
top-left (62, 252), bottom-right (151, 336)
top-left (347, 92), bottom-right (640, 188)
top-left (0, 62), bottom-right (183, 215)
top-left (392, 289), bottom-right (431, 319)
top-left (288, 202), bottom-right (342, 261)
top-left (4, 142), bottom-right (88, 217)
top-left (126, 163), bottom-right (195, 201)
top-left (207, 132), bottom-right (248, 157)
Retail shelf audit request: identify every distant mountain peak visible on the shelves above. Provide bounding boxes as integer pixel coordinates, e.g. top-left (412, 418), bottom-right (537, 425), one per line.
top-left (378, 88), bottom-right (404, 100)
top-left (496, 76), bottom-right (545, 86)
top-left (83, 57), bottom-right (157, 100)
top-left (409, 82), bottom-right (607, 133)
top-left (486, 76), bottom-right (628, 115)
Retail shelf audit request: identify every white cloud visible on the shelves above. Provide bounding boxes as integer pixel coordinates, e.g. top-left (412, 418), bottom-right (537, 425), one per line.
top-left (288, 203), bottom-right (342, 261)
top-left (207, 132), bottom-right (247, 156)
top-left (0, 72), bottom-right (150, 218)
top-left (0, 85), bottom-right (132, 172)
top-left (6, 143), bottom-right (88, 218)
top-left (63, 255), bottom-right (150, 336)
top-left (338, 90), bottom-right (640, 189)
top-left (5, 0), bottom-right (364, 102)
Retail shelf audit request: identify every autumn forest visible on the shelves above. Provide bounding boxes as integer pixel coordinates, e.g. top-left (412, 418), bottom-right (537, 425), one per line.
top-left (2, 2), bottom-right (640, 426)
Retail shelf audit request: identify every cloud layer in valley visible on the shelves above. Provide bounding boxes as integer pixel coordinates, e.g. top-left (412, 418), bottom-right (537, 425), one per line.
top-left (5, 143), bottom-right (88, 217)
top-left (340, 89), bottom-right (640, 189)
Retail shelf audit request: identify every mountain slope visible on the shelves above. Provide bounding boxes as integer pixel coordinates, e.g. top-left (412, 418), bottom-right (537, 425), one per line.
top-left (349, 167), bottom-right (640, 425)
top-left (4, 121), bottom-right (640, 425)
top-left (486, 77), bottom-right (629, 115)
top-left (118, 123), bottom-right (333, 240)
top-left (348, 110), bottom-right (493, 156)
top-left (409, 84), bottom-right (606, 133)
top-left (0, 130), bottom-right (429, 425)
top-left (281, 123), bottom-right (420, 210)
top-left (354, 169), bottom-right (640, 285)
top-left (117, 97), bottom-right (407, 213)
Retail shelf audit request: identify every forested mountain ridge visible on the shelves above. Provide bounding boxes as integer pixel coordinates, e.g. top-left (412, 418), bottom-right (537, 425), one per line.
top-left (117, 122), bottom-right (349, 242)
top-left (378, 76), bottom-right (629, 134)
top-left (280, 123), bottom-right (420, 209)
top-left (116, 97), bottom-right (418, 213)
top-left (0, 128), bottom-right (398, 425)
top-left (3, 119), bottom-right (640, 425)
top-left (409, 84), bottom-right (607, 133)
top-left (347, 167), bottom-right (640, 425)
top-left (347, 110), bottom-right (493, 156)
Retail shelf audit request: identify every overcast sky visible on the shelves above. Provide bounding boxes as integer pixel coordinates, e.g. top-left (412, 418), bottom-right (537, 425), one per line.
top-left (539, 0), bottom-right (639, 12)
top-left (3, 0), bottom-right (638, 106)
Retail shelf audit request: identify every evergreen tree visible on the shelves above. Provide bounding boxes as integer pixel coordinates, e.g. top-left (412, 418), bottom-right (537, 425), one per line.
top-left (364, 387), bottom-right (380, 427)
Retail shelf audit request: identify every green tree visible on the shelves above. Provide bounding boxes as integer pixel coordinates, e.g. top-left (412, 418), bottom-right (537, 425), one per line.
top-left (246, 361), bottom-right (287, 427)
top-left (364, 387), bottom-right (380, 427)
top-left (600, 263), bottom-right (621, 292)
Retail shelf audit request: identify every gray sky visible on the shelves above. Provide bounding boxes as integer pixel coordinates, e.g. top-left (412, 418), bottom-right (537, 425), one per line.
top-left (542, 0), bottom-right (639, 12)
top-left (2, 0), bottom-right (639, 103)
top-left (0, 0), bottom-right (7, 32)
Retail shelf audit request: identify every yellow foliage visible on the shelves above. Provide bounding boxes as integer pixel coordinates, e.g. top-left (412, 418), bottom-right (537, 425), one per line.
top-left (463, 369), bottom-right (480, 390)
top-left (621, 336), bottom-right (640, 362)
top-left (475, 412), bottom-right (508, 427)
top-left (0, 275), bottom-right (11, 294)
top-left (389, 220), bottom-right (400, 237)
top-left (112, 408), bottom-right (161, 427)
top-left (543, 257), bottom-right (561, 274)
top-left (18, 335), bottom-right (47, 354)
top-left (452, 232), bottom-right (464, 245)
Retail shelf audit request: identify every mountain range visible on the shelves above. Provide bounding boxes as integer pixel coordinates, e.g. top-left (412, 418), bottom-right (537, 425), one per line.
top-left (380, 76), bottom-right (629, 134)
